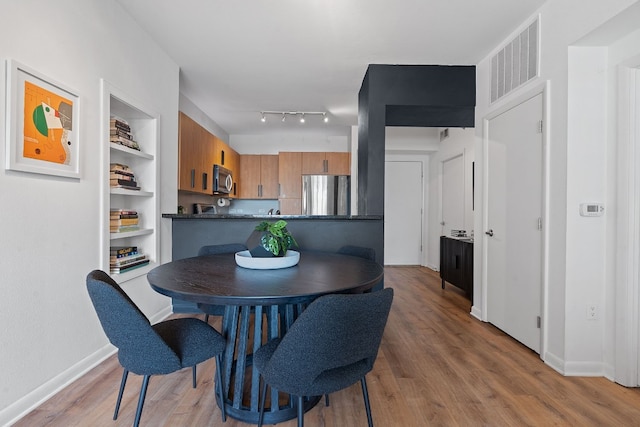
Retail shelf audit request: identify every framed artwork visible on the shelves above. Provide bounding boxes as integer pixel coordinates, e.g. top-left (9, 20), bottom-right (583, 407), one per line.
top-left (5, 59), bottom-right (80, 178)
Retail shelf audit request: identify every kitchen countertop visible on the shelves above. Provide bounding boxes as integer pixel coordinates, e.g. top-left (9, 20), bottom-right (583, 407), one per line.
top-left (162, 213), bottom-right (383, 220)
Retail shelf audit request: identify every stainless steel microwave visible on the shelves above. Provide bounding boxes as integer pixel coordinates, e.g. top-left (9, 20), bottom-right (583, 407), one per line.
top-left (213, 164), bottom-right (233, 195)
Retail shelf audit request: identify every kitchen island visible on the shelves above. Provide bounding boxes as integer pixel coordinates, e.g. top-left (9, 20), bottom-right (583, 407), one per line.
top-left (162, 213), bottom-right (384, 312)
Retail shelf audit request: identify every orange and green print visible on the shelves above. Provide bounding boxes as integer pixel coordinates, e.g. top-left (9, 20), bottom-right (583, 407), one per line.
top-left (22, 80), bottom-right (73, 165)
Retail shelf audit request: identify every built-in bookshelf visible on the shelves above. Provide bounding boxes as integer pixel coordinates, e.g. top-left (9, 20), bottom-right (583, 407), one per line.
top-left (100, 79), bottom-right (159, 283)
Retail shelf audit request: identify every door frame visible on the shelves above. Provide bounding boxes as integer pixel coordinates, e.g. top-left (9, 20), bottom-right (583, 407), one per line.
top-left (385, 153), bottom-right (429, 266)
top-left (440, 151), bottom-right (467, 238)
top-left (481, 80), bottom-right (550, 360)
top-left (615, 66), bottom-right (640, 386)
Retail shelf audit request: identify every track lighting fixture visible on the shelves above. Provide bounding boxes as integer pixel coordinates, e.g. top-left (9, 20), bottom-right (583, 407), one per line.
top-left (259, 111), bottom-right (329, 124)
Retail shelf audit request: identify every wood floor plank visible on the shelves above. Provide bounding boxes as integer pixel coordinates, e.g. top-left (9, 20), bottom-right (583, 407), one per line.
top-left (14, 266), bottom-right (640, 426)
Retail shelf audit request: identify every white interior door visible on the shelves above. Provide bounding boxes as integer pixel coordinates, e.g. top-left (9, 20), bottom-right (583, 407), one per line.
top-left (486, 93), bottom-right (543, 353)
top-left (442, 155), bottom-right (465, 237)
top-left (384, 160), bottom-right (423, 265)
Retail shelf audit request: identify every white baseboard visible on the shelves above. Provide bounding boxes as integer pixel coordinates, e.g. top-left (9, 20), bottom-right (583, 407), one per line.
top-left (0, 344), bottom-right (116, 427)
top-left (0, 305), bottom-right (172, 427)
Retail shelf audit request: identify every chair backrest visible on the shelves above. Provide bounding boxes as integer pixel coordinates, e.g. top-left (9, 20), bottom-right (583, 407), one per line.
top-left (197, 243), bottom-right (247, 257)
top-left (262, 288), bottom-right (393, 396)
top-left (337, 245), bottom-right (376, 261)
top-left (86, 270), bottom-right (181, 374)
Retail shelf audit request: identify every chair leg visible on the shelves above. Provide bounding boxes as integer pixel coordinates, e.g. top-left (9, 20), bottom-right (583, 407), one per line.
top-left (204, 314), bottom-right (210, 323)
top-left (113, 369), bottom-right (129, 420)
top-left (134, 375), bottom-right (151, 427)
top-left (258, 379), bottom-right (268, 427)
top-left (192, 364), bottom-right (197, 388)
top-left (215, 355), bottom-right (226, 422)
top-left (325, 394), bottom-right (330, 406)
top-left (297, 395), bottom-right (304, 427)
top-left (360, 377), bottom-right (373, 427)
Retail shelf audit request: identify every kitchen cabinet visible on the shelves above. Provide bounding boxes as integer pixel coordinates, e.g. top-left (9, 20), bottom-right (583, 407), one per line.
top-left (301, 152), bottom-right (350, 175)
top-left (237, 154), bottom-right (279, 199)
top-left (278, 152), bottom-right (302, 199)
top-left (178, 112), bottom-right (211, 194)
top-left (439, 236), bottom-right (473, 301)
top-left (278, 152), bottom-right (302, 214)
top-left (178, 113), bottom-right (239, 195)
top-left (102, 80), bottom-right (159, 283)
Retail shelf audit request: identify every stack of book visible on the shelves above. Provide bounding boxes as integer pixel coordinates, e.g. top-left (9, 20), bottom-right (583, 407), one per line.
top-left (110, 209), bottom-right (140, 233)
top-left (110, 163), bottom-right (140, 190)
top-left (110, 117), bottom-right (140, 150)
top-left (110, 245), bottom-right (150, 274)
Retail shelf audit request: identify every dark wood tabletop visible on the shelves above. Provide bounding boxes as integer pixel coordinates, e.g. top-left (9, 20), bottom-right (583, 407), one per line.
top-left (147, 250), bottom-right (384, 306)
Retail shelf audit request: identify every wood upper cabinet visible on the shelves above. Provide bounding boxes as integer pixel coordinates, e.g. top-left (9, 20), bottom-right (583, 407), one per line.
top-left (301, 152), bottom-right (350, 175)
top-left (178, 112), bottom-right (239, 195)
top-left (278, 152), bottom-right (302, 199)
top-left (178, 112), bottom-right (210, 194)
top-left (237, 154), bottom-right (279, 199)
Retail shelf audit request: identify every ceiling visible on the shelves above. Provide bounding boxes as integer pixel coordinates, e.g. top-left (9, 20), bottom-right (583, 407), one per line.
top-left (116, 0), bottom-right (546, 137)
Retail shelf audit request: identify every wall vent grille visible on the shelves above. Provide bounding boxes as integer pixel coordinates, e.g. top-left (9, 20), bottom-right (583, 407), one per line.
top-left (490, 17), bottom-right (539, 103)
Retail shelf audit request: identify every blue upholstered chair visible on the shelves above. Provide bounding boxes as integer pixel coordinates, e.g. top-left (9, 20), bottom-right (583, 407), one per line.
top-left (254, 288), bottom-right (394, 427)
top-left (86, 270), bottom-right (227, 426)
top-left (197, 243), bottom-right (248, 320)
top-left (337, 245), bottom-right (376, 261)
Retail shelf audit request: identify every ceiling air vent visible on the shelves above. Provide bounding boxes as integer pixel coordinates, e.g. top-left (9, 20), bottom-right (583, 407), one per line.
top-left (490, 17), bottom-right (539, 104)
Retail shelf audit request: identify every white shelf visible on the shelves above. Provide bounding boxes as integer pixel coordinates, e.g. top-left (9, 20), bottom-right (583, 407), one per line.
top-left (111, 261), bottom-right (157, 284)
top-left (110, 142), bottom-right (154, 159)
top-left (110, 228), bottom-right (154, 240)
top-left (110, 187), bottom-right (154, 197)
top-left (101, 79), bottom-right (160, 284)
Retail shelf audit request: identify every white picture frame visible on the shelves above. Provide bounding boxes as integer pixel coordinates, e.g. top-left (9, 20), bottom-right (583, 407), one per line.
top-left (5, 59), bottom-right (80, 178)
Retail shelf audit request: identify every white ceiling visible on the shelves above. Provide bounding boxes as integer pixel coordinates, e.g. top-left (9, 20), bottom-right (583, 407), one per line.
top-left (116, 0), bottom-right (546, 137)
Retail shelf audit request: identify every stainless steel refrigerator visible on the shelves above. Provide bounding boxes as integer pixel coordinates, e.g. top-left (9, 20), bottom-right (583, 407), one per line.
top-left (302, 175), bottom-right (350, 215)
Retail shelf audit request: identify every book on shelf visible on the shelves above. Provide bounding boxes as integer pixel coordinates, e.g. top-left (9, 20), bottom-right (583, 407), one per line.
top-left (110, 209), bottom-right (138, 216)
top-left (110, 170), bottom-right (135, 180)
top-left (110, 250), bottom-right (139, 260)
top-left (110, 117), bottom-right (131, 132)
top-left (110, 163), bottom-right (132, 174)
top-left (110, 224), bottom-right (141, 233)
top-left (110, 128), bottom-right (131, 139)
top-left (110, 252), bottom-right (147, 267)
top-left (110, 245), bottom-right (138, 256)
top-left (110, 258), bottom-right (150, 274)
top-left (110, 213), bottom-right (138, 220)
top-left (110, 178), bottom-right (139, 188)
top-left (110, 217), bottom-right (139, 226)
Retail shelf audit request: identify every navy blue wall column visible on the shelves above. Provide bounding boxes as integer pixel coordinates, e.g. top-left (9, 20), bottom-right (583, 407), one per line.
top-left (357, 64), bottom-right (476, 216)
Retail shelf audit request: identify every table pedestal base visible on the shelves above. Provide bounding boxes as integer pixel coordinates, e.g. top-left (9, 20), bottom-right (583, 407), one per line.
top-left (208, 302), bottom-right (317, 424)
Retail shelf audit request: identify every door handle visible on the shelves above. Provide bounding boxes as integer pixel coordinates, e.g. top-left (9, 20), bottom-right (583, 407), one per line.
top-left (485, 229), bottom-right (494, 237)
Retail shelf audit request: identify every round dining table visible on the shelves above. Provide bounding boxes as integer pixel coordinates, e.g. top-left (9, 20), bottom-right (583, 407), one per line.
top-left (147, 250), bottom-right (384, 424)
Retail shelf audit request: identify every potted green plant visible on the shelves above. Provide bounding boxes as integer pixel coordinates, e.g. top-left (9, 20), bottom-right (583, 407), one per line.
top-left (248, 219), bottom-right (298, 257)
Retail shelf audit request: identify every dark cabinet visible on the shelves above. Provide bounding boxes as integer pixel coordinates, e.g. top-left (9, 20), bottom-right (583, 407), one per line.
top-left (440, 236), bottom-right (473, 301)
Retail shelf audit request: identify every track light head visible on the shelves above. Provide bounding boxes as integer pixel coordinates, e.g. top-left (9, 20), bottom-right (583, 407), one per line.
top-left (260, 111), bottom-right (328, 124)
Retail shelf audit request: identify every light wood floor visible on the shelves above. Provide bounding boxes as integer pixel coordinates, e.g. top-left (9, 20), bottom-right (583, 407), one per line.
top-left (16, 266), bottom-right (640, 426)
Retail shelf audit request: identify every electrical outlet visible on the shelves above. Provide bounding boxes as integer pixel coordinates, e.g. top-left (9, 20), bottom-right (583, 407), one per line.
top-left (587, 304), bottom-right (598, 320)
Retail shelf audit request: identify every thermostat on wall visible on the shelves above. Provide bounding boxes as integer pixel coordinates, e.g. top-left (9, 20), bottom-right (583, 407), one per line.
top-left (580, 203), bottom-right (604, 217)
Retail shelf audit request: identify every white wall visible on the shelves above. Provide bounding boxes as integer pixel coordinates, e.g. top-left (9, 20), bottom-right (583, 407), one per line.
top-left (473, 0), bottom-right (640, 376)
top-left (0, 1), bottom-right (179, 424)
